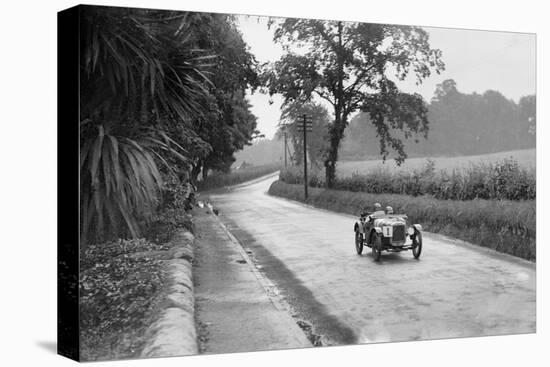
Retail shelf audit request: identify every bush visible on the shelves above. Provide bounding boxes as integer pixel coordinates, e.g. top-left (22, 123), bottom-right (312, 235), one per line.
top-left (279, 158), bottom-right (536, 201)
top-left (269, 181), bottom-right (536, 261)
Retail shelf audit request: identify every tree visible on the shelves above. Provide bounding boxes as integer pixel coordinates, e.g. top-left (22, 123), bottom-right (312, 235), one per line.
top-left (80, 8), bottom-right (263, 242)
top-left (428, 80), bottom-right (534, 155)
top-left (80, 7), bottom-right (217, 242)
top-left (277, 101), bottom-right (330, 168)
top-left (264, 19), bottom-right (444, 187)
top-left (432, 79), bottom-right (458, 102)
top-left (185, 14), bottom-right (261, 180)
top-left (200, 93), bottom-right (259, 178)
top-left (341, 80), bottom-right (536, 159)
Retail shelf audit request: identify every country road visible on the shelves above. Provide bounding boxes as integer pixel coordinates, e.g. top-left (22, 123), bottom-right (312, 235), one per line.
top-left (205, 175), bottom-right (536, 346)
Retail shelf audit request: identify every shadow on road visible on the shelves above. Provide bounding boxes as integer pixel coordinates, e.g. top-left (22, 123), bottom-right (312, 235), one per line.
top-left (221, 217), bottom-right (358, 346)
top-left (362, 252), bottom-right (421, 265)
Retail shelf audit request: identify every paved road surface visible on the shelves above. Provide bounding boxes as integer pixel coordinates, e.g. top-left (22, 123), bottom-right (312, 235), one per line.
top-left (206, 175), bottom-right (536, 346)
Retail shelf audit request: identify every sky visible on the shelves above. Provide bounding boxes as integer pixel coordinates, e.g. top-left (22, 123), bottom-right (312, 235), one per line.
top-left (236, 15), bottom-right (536, 139)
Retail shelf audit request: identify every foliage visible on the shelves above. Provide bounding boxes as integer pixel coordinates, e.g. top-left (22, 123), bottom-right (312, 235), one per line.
top-left (79, 238), bottom-right (168, 361)
top-left (80, 124), bottom-right (187, 242)
top-left (198, 94), bottom-right (259, 177)
top-left (339, 81), bottom-right (536, 160)
top-left (269, 181), bottom-right (535, 261)
top-left (80, 7), bottom-right (260, 241)
top-left (427, 80), bottom-right (536, 156)
top-left (279, 158), bottom-right (535, 201)
top-left (187, 14), bottom-right (261, 178)
top-left (81, 7), bottom-right (215, 127)
top-left (233, 137), bottom-right (285, 166)
top-left (80, 7), bottom-right (214, 241)
top-left (264, 18), bottom-right (444, 186)
top-left (276, 101), bottom-right (330, 168)
top-left (197, 163), bottom-right (281, 191)
top-left (158, 173), bottom-right (195, 212)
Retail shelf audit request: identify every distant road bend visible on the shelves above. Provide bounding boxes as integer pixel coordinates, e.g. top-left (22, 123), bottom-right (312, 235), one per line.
top-left (206, 175), bottom-right (536, 345)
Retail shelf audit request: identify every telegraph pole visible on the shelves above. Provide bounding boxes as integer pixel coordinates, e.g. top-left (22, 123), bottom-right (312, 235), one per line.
top-left (297, 114), bottom-right (313, 200)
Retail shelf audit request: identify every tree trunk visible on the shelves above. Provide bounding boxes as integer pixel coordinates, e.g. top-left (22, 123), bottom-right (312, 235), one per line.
top-left (324, 148), bottom-right (337, 187)
top-left (324, 117), bottom-right (346, 188)
top-left (325, 21), bottom-right (346, 189)
top-left (325, 114), bottom-right (349, 187)
top-left (202, 165), bottom-right (209, 181)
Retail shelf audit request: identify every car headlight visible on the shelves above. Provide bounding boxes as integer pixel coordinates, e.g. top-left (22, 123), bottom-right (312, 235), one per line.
top-left (407, 227), bottom-right (415, 235)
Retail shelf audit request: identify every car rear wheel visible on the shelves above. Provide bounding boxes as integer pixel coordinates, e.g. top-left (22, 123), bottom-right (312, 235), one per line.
top-left (355, 231), bottom-right (364, 255)
top-left (412, 231), bottom-right (422, 259)
top-left (372, 233), bottom-right (382, 261)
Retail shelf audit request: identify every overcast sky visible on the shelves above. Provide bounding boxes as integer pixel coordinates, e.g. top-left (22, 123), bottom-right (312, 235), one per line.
top-left (236, 15), bottom-right (535, 139)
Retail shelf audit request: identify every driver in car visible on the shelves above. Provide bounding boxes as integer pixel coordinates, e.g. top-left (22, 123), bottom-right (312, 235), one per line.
top-left (371, 203), bottom-right (385, 217)
top-left (361, 202), bottom-right (384, 221)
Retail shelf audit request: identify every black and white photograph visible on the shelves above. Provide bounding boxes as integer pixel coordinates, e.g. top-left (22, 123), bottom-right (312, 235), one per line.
top-left (3, 1), bottom-right (547, 366)
top-left (57, 3), bottom-right (538, 361)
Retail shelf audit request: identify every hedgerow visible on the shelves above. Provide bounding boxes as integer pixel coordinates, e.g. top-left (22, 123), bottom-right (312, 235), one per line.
top-left (279, 158), bottom-right (535, 201)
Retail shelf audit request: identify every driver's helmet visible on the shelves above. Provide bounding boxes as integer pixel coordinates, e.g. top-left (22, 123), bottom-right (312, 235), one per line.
top-left (373, 203), bottom-right (382, 211)
top-left (385, 206), bottom-right (394, 214)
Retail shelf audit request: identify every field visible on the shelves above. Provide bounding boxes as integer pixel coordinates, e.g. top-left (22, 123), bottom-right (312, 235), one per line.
top-left (337, 149), bottom-right (535, 176)
top-left (281, 151), bottom-right (535, 201)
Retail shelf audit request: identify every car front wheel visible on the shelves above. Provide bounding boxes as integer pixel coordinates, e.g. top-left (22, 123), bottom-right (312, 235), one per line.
top-left (355, 231), bottom-right (364, 255)
top-left (412, 231), bottom-right (422, 259)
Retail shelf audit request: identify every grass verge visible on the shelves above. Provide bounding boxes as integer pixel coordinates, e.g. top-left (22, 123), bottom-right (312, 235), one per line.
top-left (268, 180), bottom-right (535, 261)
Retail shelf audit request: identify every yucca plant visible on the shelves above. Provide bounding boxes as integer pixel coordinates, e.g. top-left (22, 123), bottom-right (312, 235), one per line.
top-left (80, 124), bottom-right (191, 243)
top-left (79, 7), bottom-right (217, 243)
top-left (80, 7), bottom-right (216, 124)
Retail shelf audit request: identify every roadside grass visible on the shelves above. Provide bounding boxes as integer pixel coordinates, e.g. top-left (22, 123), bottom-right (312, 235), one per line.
top-left (268, 181), bottom-right (535, 261)
top-left (197, 163), bottom-right (281, 191)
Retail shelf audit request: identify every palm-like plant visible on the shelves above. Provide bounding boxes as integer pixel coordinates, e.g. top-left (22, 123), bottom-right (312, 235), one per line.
top-left (81, 7), bottom-right (215, 122)
top-left (80, 125), bottom-right (159, 240)
top-left (79, 7), bottom-right (214, 242)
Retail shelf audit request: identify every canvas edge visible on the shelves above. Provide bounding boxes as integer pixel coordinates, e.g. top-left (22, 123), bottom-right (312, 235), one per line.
top-left (57, 4), bottom-right (81, 362)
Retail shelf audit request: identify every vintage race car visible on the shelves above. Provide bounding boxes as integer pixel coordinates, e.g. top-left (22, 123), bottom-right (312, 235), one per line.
top-left (353, 212), bottom-right (423, 261)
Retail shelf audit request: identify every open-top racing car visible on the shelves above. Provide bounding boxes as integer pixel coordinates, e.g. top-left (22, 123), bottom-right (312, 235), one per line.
top-left (353, 209), bottom-right (423, 261)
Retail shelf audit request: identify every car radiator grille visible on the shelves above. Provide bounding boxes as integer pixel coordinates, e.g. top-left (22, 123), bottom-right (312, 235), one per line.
top-left (392, 225), bottom-right (405, 242)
